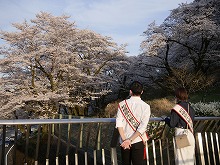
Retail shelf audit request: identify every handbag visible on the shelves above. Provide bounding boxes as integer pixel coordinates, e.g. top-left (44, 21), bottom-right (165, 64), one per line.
top-left (175, 104), bottom-right (191, 149)
top-left (175, 130), bottom-right (191, 149)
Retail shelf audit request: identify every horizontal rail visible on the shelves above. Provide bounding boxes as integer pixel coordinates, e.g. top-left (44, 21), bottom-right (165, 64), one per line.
top-left (0, 116), bottom-right (219, 125)
top-left (0, 118), bottom-right (116, 125)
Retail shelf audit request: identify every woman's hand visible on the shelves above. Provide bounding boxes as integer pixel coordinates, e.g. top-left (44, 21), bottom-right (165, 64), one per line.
top-left (164, 117), bottom-right (170, 124)
top-left (120, 139), bottom-right (131, 150)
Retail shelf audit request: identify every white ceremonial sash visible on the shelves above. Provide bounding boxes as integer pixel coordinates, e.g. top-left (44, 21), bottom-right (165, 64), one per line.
top-left (118, 100), bottom-right (149, 142)
top-left (172, 104), bottom-right (193, 133)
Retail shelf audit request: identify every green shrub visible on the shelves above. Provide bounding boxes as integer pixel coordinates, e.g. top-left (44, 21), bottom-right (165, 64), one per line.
top-left (191, 101), bottom-right (220, 117)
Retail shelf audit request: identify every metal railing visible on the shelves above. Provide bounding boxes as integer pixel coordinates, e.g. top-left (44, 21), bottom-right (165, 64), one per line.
top-left (0, 116), bottom-right (219, 165)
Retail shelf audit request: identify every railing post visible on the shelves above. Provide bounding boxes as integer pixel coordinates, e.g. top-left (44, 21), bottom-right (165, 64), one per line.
top-left (55, 122), bottom-right (61, 165)
top-left (196, 133), bottom-right (205, 165)
top-left (145, 142), bottom-right (149, 165)
top-left (46, 124), bottom-right (52, 165)
top-left (110, 127), bottom-right (119, 165)
top-left (215, 133), bottom-right (220, 164)
top-left (166, 138), bottom-right (170, 165)
top-left (1, 125), bottom-right (6, 165)
top-left (210, 132), bottom-right (216, 165)
top-left (34, 124), bottom-right (41, 165)
top-left (101, 148), bottom-right (105, 165)
top-left (159, 139), bottom-right (163, 165)
top-left (52, 115), bottom-right (55, 135)
top-left (204, 132), bottom-right (211, 164)
top-left (84, 124), bottom-right (92, 165)
top-left (5, 145), bottom-right (14, 165)
top-left (24, 125), bottom-right (30, 164)
top-left (13, 125), bottom-right (18, 165)
top-left (152, 139), bottom-right (156, 165)
top-left (93, 123), bottom-right (101, 165)
top-left (66, 115), bottom-right (72, 165)
top-left (80, 116), bottom-right (84, 148)
top-left (75, 120), bottom-right (83, 165)
top-left (110, 148), bottom-right (118, 165)
top-left (97, 123), bottom-right (101, 150)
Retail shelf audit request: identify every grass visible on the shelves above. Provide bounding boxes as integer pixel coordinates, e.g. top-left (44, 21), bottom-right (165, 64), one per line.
top-left (147, 98), bottom-right (175, 117)
top-left (104, 85), bottom-right (220, 118)
top-left (104, 97), bottom-right (175, 118)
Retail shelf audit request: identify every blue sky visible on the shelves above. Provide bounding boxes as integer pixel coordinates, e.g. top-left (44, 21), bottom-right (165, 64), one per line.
top-left (0, 0), bottom-right (194, 56)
